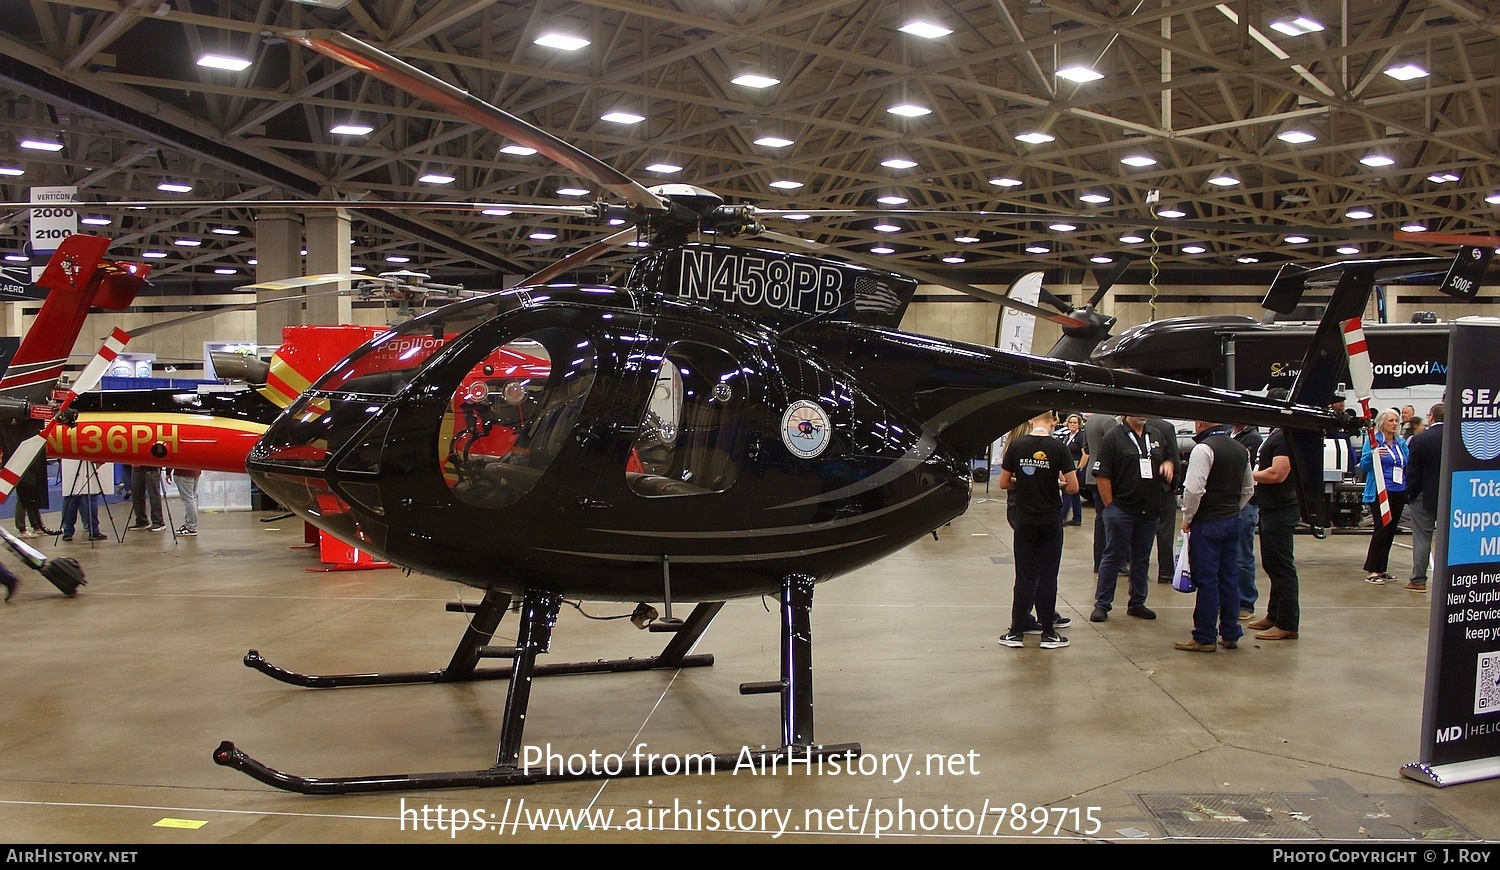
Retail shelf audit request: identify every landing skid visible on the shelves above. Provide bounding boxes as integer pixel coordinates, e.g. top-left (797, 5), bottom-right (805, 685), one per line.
top-left (215, 576), bottom-right (861, 793)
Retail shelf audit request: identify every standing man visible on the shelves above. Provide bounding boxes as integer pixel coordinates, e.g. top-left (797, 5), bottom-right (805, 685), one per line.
top-left (168, 468), bottom-right (202, 536)
top-left (1399, 405), bottom-right (1418, 440)
top-left (1247, 419), bottom-right (1301, 640)
top-left (997, 410), bottom-right (1078, 650)
top-left (1146, 417), bottom-right (1183, 585)
top-left (1082, 411), bottom-right (1120, 574)
top-left (1090, 414), bottom-right (1174, 622)
top-left (1404, 403), bottom-right (1444, 593)
top-left (1174, 421), bottom-right (1254, 652)
top-left (130, 465), bottom-right (166, 532)
top-left (1232, 422), bottom-right (1263, 620)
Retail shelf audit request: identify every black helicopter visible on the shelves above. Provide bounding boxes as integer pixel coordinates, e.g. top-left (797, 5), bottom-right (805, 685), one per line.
top-left (184, 31), bottom-right (1495, 794)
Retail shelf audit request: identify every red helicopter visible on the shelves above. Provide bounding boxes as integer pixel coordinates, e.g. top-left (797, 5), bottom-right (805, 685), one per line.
top-left (8, 32), bottom-right (1491, 794)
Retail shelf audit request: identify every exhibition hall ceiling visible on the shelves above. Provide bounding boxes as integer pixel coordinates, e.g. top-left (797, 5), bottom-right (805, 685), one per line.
top-left (0, 0), bottom-right (1496, 283)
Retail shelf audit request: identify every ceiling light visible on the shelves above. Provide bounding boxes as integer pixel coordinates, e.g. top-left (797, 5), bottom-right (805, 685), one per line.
top-left (1080, 193), bottom-right (1111, 203)
top-left (214, 268), bottom-right (236, 275)
top-left (1337, 245), bottom-right (1361, 255)
top-left (1384, 62), bottom-right (1428, 81)
top-left (769, 179), bottom-right (804, 190)
top-left (142, 251), bottom-right (168, 259)
top-left (528, 231), bottom-right (557, 240)
top-left (644, 163), bottom-right (682, 174)
top-left (627, 240), bottom-right (651, 248)
top-left (601, 111), bottom-right (645, 124)
top-left (348, 265), bottom-right (365, 272)
top-left (330, 123), bottom-right (373, 136)
top-left (1269, 17), bottom-right (1324, 36)
top-left (1401, 223), bottom-right (1427, 233)
top-left (1345, 208), bottom-right (1375, 220)
top-left (899, 20), bottom-right (952, 38)
top-left (887, 103), bottom-right (931, 117)
top-left (300, 249), bottom-right (308, 256)
top-left (418, 173), bottom-right (456, 184)
top-left (0, 167), bottom-right (23, 176)
top-left (877, 195), bottom-right (909, 205)
top-left (80, 216), bottom-right (111, 226)
top-left (1237, 256), bottom-right (1260, 264)
top-left (248, 258), bottom-right (258, 265)
top-left (19, 139), bottom-right (63, 152)
top-left (157, 181), bottom-right (193, 193)
top-left (1207, 175), bottom-right (1240, 187)
top-left (1182, 244), bottom-right (1206, 254)
top-left (1120, 235), bottom-right (1145, 244)
top-left (753, 136), bottom-right (794, 148)
top-left (1427, 172), bottom-right (1460, 183)
top-left (954, 235), bottom-right (980, 244)
top-left (1015, 131), bottom-right (1055, 144)
top-left (1360, 154), bottom-right (1396, 167)
top-left (481, 208), bottom-right (513, 216)
top-left (783, 213), bottom-right (810, 221)
top-left (1282, 194), bottom-right (1311, 203)
top-left (174, 238), bottom-right (201, 247)
top-left (1049, 223), bottom-right (1076, 232)
top-left (1055, 65), bottom-right (1104, 83)
top-left (1284, 235), bottom-right (1309, 244)
top-left (211, 227), bottom-right (240, 235)
top-left (870, 245), bottom-right (895, 254)
top-left (1025, 244), bottom-right (1050, 254)
top-left (534, 33), bottom-right (590, 51)
top-left (4, 254), bottom-right (28, 263)
top-left (1091, 255), bottom-right (1113, 264)
top-left (1487, 193), bottom-right (1500, 205)
top-left (989, 177), bottom-right (1023, 187)
top-left (1158, 208), bottom-right (1186, 218)
top-left (881, 157), bottom-right (918, 169)
top-left (500, 144), bottom-right (538, 156)
top-left (942, 254), bottom-right (966, 264)
top-left (196, 53), bottom-right (252, 72)
top-left (1277, 129), bottom-right (1317, 144)
top-left (1120, 154), bottom-right (1157, 167)
top-left (731, 73), bottom-right (780, 88)
top-left (873, 223), bottom-right (901, 233)
top-left (385, 255), bottom-right (411, 263)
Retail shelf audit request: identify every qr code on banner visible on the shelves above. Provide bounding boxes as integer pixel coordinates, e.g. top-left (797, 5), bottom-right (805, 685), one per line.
top-left (1478, 651), bottom-right (1500, 715)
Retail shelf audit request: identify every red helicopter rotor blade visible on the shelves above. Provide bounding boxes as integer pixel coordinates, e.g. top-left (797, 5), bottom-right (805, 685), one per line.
top-left (286, 30), bottom-right (670, 216)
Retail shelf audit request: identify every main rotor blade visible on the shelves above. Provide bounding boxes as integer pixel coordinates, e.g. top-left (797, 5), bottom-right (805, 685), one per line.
top-left (286, 30), bottom-right (670, 216)
top-left (1086, 255), bottom-right (1137, 308)
top-left (0, 200), bottom-right (597, 218)
top-left (755, 231), bottom-right (1087, 328)
top-left (520, 229), bottom-right (638, 286)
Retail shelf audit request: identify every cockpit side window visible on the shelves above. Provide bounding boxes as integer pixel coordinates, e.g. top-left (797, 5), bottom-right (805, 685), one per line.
top-left (441, 327), bottom-right (595, 509)
top-left (627, 342), bottom-right (744, 497)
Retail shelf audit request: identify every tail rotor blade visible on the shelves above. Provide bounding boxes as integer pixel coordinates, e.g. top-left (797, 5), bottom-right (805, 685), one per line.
top-left (1339, 317), bottom-right (1376, 420)
top-left (0, 435), bottom-right (45, 503)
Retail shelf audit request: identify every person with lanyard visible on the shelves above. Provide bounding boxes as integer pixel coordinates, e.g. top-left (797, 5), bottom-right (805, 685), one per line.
top-left (1059, 413), bottom-right (1085, 526)
top-left (1089, 413), bottom-right (1174, 623)
top-left (1361, 408), bottom-right (1410, 584)
top-left (997, 410), bottom-right (1079, 650)
top-left (1174, 420), bottom-right (1254, 652)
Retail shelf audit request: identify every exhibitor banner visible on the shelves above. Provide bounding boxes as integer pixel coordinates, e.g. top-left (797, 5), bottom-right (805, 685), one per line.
top-left (1403, 319), bottom-right (1500, 787)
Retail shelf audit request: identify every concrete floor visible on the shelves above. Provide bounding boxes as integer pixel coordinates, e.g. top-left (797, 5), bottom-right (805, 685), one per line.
top-left (1, 496), bottom-right (1496, 844)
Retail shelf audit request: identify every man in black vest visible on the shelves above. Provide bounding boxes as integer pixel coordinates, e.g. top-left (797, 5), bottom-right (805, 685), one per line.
top-left (1174, 420), bottom-right (1254, 652)
top-left (1404, 403), bottom-right (1445, 592)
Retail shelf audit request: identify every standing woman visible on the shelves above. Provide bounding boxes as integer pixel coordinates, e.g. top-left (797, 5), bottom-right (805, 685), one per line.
top-left (1060, 414), bottom-right (1085, 526)
top-left (1361, 409), bottom-right (1410, 584)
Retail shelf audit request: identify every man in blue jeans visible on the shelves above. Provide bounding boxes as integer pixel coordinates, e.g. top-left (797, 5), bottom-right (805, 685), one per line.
top-left (1175, 420), bottom-right (1254, 652)
top-left (1090, 414), bottom-right (1175, 622)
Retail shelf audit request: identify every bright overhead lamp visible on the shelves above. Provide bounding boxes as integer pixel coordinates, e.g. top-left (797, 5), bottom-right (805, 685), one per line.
top-left (500, 144), bottom-right (538, 156)
top-left (528, 231), bottom-right (558, 241)
top-left (418, 173), bottom-right (456, 184)
top-left (873, 223), bottom-right (902, 233)
top-left (870, 245), bottom-right (896, 254)
top-left (1158, 208), bottom-right (1186, 218)
top-left (142, 251), bottom-right (168, 259)
top-left (887, 103), bottom-right (931, 118)
top-left (1182, 244), bottom-right (1207, 254)
top-left (1207, 174), bottom-right (1240, 187)
top-left (1091, 255), bottom-right (1113, 264)
top-left (601, 110), bottom-right (645, 124)
top-left (1337, 245), bottom-right (1361, 255)
top-left (899, 20), bottom-right (952, 38)
top-left (157, 181), bottom-right (193, 193)
top-left (1269, 17), bottom-right (1324, 36)
top-left (174, 238), bottom-right (202, 247)
top-left (769, 179), bottom-right (804, 190)
top-left (196, 53), bottom-right (252, 72)
top-left (877, 195), bottom-right (909, 205)
top-left (754, 136), bottom-right (795, 148)
top-left (1120, 234), bottom-right (1145, 244)
top-left (954, 235), bottom-right (980, 244)
top-left (211, 227), bottom-right (241, 236)
top-left (1025, 244), bottom-right (1050, 254)
top-left (1048, 223), bottom-right (1076, 232)
top-left (1401, 223), bottom-right (1427, 233)
top-left (881, 157), bottom-right (918, 169)
top-left (1080, 193), bottom-right (1111, 203)
top-left (1237, 256), bottom-right (1260, 264)
top-left (1360, 153), bottom-right (1396, 167)
top-left (1384, 62), bottom-right (1428, 81)
top-left (3, 254), bottom-right (28, 263)
top-left (1120, 154), bottom-right (1157, 167)
top-left (534, 33), bottom-right (590, 51)
top-left (481, 208), bottom-right (513, 216)
top-left (214, 268), bottom-right (237, 275)
top-left (248, 258), bottom-right (258, 265)
top-left (555, 187), bottom-right (590, 196)
top-left (1487, 193), bottom-right (1500, 205)
top-left (1345, 208), bottom-right (1375, 220)
top-left (1427, 172), bottom-right (1460, 183)
top-left (80, 216), bottom-right (112, 226)
top-left (330, 123), bottom-right (373, 136)
top-left (19, 139), bottom-right (63, 152)
top-left (0, 167), bottom-right (23, 176)
top-left (1284, 235), bottom-right (1310, 244)
top-left (783, 213), bottom-right (810, 221)
top-left (627, 240), bottom-right (651, 248)
top-left (989, 177), bottom-right (1023, 187)
top-left (942, 254), bottom-right (966, 264)
top-left (607, 217), bottom-right (626, 225)
top-left (1055, 65), bottom-right (1103, 83)
top-left (644, 163), bottom-right (682, 174)
top-left (1015, 131), bottom-right (1055, 144)
top-left (1277, 129), bottom-right (1317, 144)
top-left (385, 255), bottom-right (412, 263)
top-left (731, 73), bottom-right (780, 88)
top-left (348, 265), bottom-right (365, 272)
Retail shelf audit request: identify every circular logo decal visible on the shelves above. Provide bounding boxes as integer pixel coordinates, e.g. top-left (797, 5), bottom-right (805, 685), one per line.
top-left (781, 400), bottom-right (832, 459)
